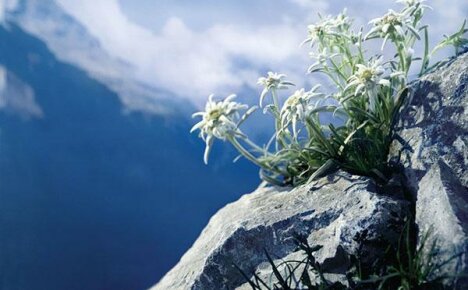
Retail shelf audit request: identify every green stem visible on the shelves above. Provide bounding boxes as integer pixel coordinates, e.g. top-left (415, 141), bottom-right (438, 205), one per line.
top-left (357, 38), bottom-right (365, 64)
top-left (272, 90), bottom-right (287, 148)
top-left (396, 43), bottom-right (407, 76)
top-left (230, 137), bottom-right (291, 178)
top-left (324, 66), bottom-right (345, 90)
top-left (343, 42), bottom-right (357, 70)
top-left (243, 136), bottom-right (267, 153)
top-left (329, 58), bottom-right (348, 83)
top-left (229, 137), bottom-right (266, 168)
top-left (271, 89), bottom-right (280, 109)
top-left (419, 27), bottom-right (429, 76)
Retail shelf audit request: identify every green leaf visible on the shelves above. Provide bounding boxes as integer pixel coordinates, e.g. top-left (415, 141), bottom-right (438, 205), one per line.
top-left (264, 249), bottom-right (291, 289)
top-left (233, 263), bottom-right (262, 290)
top-left (307, 159), bottom-right (338, 182)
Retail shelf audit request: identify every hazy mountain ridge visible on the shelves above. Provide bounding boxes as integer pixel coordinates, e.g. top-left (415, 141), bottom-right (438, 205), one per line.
top-left (2, 0), bottom-right (188, 116)
top-left (0, 20), bottom-right (258, 290)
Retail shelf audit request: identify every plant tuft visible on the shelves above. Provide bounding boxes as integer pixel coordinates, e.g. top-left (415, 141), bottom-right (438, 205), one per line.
top-left (191, 0), bottom-right (467, 186)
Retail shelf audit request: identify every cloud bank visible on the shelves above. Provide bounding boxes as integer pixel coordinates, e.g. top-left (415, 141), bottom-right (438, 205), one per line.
top-left (55, 0), bottom-right (313, 105)
top-left (14, 0), bottom-right (468, 109)
top-left (0, 0), bottom-right (19, 23)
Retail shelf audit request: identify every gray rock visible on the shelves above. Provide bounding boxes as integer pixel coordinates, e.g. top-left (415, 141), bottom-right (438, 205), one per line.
top-left (151, 45), bottom-right (468, 290)
top-left (151, 172), bottom-right (409, 290)
top-left (390, 52), bottom-right (468, 285)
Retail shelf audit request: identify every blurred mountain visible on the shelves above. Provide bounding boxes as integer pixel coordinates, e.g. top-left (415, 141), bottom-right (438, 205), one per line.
top-left (0, 2), bottom-right (259, 290)
top-left (2, 0), bottom-right (188, 115)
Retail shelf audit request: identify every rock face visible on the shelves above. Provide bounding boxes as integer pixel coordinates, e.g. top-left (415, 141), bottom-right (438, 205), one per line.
top-left (152, 172), bottom-right (409, 290)
top-left (391, 52), bottom-right (468, 285)
top-left (153, 54), bottom-right (467, 290)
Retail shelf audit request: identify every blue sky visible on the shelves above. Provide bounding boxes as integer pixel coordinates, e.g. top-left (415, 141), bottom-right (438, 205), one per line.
top-left (118, 0), bottom-right (300, 31)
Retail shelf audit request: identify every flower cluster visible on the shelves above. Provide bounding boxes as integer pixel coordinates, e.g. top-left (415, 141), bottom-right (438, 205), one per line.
top-left (345, 58), bottom-right (390, 111)
top-left (397, 0), bottom-right (430, 15)
top-left (280, 86), bottom-right (324, 137)
top-left (257, 72), bottom-right (294, 107)
top-left (191, 0), bottom-right (466, 186)
top-left (366, 9), bottom-right (420, 48)
top-left (302, 10), bottom-right (352, 47)
top-left (191, 94), bottom-right (247, 164)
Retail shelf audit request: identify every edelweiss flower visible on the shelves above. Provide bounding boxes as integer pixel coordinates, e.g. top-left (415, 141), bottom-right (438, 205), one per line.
top-left (366, 9), bottom-right (419, 49)
top-left (257, 72), bottom-right (294, 107)
top-left (303, 23), bottom-right (332, 47)
top-left (191, 94), bottom-right (248, 164)
top-left (280, 86), bottom-right (324, 136)
top-left (345, 58), bottom-right (390, 111)
top-left (397, 0), bottom-right (431, 31)
top-left (302, 11), bottom-right (352, 47)
top-left (368, 10), bottom-right (408, 36)
top-left (347, 59), bottom-right (389, 94)
top-left (331, 10), bottom-right (352, 32)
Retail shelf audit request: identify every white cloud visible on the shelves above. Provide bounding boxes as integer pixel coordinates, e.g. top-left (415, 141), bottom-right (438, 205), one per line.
top-left (10, 0), bottom-right (467, 111)
top-left (0, 0), bottom-right (19, 22)
top-left (54, 0), bottom-right (313, 106)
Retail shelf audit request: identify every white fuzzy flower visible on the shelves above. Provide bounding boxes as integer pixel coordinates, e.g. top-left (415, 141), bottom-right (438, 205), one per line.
top-left (331, 10), bottom-right (352, 31)
top-left (369, 10), bottom-right (408, 36)
top-left (302, 11), bottom-right (352, 47)
top-left (405, 47), bottom-right (415, 58)
top-left (257, 72), bottom-right (294, 107)
top-left (191, 94), bottom-right (248, 163)
top-left (345, 58), bottom-right (390, 111)
top-left (397, 0), bottom-right (431, 30)
top-left (280, 86), bottom-right (324, 137)
top-left (303, 23), bottom-right (332, 47)
top-left (366, 9), bottom-right (419, 49)
top-left (347, 58), bottom-right (389, 94)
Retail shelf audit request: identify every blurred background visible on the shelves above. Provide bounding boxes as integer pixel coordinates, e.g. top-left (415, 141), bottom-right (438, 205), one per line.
top-left (0, 0), bottom-right (466, 289)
